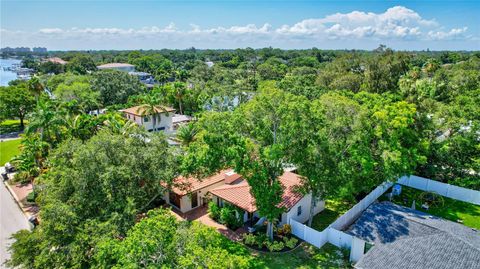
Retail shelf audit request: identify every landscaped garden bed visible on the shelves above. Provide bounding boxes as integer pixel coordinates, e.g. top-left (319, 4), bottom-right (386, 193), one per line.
top-left (254, 242), bottom-right (352, 268)
top-left (242, 227), bottom-right (301, 252)
top-left (381, 185), bottom-right (480, 229)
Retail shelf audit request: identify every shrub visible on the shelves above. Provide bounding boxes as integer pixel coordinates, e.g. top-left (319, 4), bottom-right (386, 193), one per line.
top-left (283, 237), bottom-right (298, 249)
top-left (243, 233), bottom-right (257, 246)
top-left (266, 241), bottom-right (285, 252)
top-left (219, 204), bottom-right (243, 230)
top-left (255, 234), bottom-right (268, 249)
top-left (277, 224), bottom-right (292, 236)
top-left (26, 191), bottom-right (36, 203)
top-left (12, 171), bottom-right (31, 185)
top-left (208, 201), bottom-right (220, 221)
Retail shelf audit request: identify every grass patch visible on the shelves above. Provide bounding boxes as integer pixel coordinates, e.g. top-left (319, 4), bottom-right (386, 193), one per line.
top-left (252, 242), bottom-right (351, 269)
top-left (311, 199), bottom-right (353, 231)
top-left (0, 138), bottom-right (22, 165)
top-left (0, 119), bottom-right (27, 134)
top-left (387, 185), bottom-right (480, 230)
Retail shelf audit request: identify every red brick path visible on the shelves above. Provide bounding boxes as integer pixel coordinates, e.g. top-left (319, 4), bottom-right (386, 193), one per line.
top-left (169, 205), bottom-right (246, 241)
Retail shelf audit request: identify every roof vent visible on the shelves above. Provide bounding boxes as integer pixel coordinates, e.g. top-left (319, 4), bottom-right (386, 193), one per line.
top-left (225, 171), bottom-right (242, 184)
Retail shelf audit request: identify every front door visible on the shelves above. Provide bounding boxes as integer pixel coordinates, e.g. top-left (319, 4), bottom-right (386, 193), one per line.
top-left (191, 192), bottom-right (198, 208)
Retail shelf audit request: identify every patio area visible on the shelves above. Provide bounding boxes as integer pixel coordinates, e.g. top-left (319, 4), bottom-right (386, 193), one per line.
top-left (169, 204), bottom-right (247, 241)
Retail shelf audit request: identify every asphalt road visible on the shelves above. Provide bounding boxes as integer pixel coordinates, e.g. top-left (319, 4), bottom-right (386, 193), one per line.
top-left (0, 167), bottom-right (31, 268)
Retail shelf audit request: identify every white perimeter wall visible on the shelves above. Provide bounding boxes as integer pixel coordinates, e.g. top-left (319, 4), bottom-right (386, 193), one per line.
top-left (290, 218), bottom-right (365, 263)
top-left (398, 175), bottom-right (480, 205)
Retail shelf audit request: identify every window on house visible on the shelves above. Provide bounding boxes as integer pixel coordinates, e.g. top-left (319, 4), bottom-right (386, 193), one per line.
top-left (144, 117), bottom-right (149, 122)
top-left (297, 206), bottom-right (302, 216)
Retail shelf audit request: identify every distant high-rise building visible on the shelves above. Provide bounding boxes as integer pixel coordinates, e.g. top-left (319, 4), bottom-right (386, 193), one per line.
top-left (0, 47), bottom-right (31, 52)
top-left (16, 47), bottom-right (31, 52)
top-left (33, 47), bottom-right (47, 53)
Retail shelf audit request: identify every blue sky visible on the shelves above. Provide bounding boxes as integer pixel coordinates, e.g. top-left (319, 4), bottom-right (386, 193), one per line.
top-left (1, 1), bottom-right (479, 50)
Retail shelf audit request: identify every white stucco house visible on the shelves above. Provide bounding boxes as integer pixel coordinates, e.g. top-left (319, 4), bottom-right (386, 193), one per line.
top-left (163, 170), bottom-right (231, 213)
top-left (97, 63), bottom-right (136, 72)
top-left (164, 169), bottom-right (325, 225)
top-left (121, 105), bottom-right (175, 132)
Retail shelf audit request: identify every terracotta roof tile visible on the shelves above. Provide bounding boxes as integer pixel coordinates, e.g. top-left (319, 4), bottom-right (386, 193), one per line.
top-left (46, 57), bottom-right (68, 65)
top-left (209, 171), bottom-right (304, 213)
top-left (97, 63), bottom-right (135, 68)
top-left (171, 170), bottom-right (231, 196)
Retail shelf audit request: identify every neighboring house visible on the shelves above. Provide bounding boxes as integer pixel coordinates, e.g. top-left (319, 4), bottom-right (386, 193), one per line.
top-left (348, 202), bottom-right (480, 269)
top-left (172, 114), bottom-right (193, 131)
top-left (46, 57), bottom-right (68, 65)
top-left (128, 71), bottom-right (155, 87)
top-left (97, 63), bottom-right (135, 72)
top-left (163, 170), bottom-right (231, 213)
top-left (164, 169), bottom-right (325, 225)
top-left (121, 105), bottom-right (175, 132)
top-left (205, 61), bottom-right (214, 68)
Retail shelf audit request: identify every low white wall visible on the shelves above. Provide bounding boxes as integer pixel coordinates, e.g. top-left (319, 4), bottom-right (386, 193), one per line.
top-left (398, 175), bottom-right (480, 205)
top-left (330, 181), bottom-right (393, 230)
top-left (289, 218), bottom-right (365, 263)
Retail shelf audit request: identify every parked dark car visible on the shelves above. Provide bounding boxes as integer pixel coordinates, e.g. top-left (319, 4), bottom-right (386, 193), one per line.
top-left (5, 162), bottom-right (15, 173)
top-left (28, 215), bottom-right (39, 227)
top-left (1, 172), bottom-right (8, 181)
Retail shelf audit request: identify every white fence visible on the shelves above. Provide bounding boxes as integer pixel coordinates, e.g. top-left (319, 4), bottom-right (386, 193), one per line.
top-left (290, 175), bottom-right (480, 264)
top-left (398, 175), bottom-right (480, 205)
top-left (290, 218), bottom-right (364, 262)
top-left (330, 181), bottom-right (393, 230)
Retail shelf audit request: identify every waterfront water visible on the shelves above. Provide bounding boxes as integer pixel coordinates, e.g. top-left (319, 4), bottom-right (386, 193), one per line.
top-left (0, 58), bottom-right (21, 86)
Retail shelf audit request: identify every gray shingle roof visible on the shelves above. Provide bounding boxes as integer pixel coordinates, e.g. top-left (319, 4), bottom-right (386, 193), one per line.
top-left (348, 202), bottom-right (480, 269)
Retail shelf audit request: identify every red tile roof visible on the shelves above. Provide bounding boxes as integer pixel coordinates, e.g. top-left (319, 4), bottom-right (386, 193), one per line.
top-left (225, 171), bottom-right (242, 184)
top-left (97, 63), bottom-right (135, 68)
top-left (209, 171), bottom-right (304, 213)
top-left (171, 169), bottom-right (231, 196)
top-left (121, 105), bottom-right (175, 116)
top-left (46, 57), bottom-right (68, 65)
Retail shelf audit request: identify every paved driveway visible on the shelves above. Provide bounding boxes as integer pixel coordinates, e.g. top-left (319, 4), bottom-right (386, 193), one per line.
top-left (0, 167), bottom-right (31, 267)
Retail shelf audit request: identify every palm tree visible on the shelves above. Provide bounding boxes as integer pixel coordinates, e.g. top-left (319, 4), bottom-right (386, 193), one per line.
top-left (176, 123), bottom-right (198, 146)
top-left (26, 101), bottom-right (65, 145)
top-left (173, 82), bottom-right (186, 115)
top-left (136, 95), bottom-right (168, 132)
top-left (27, 77), bottom-right (44, 103)
top-left (101, 113), bottom-right (138, 136)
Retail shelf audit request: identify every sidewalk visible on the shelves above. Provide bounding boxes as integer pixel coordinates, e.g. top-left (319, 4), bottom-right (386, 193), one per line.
top-left (3, 179), bottom-right (38, 219)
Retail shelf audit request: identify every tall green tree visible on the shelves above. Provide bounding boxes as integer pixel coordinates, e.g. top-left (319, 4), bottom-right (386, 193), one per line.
top-left (0, 84), bottom-right (35, 130)
top-left (92, 70), bottom-right (145, 106)
top-left (136, 94), bottom-right (166, 132)
top-left (26, 100), bottom-right (66, 146)
top-left (7, 132), bottom-right (178, 269)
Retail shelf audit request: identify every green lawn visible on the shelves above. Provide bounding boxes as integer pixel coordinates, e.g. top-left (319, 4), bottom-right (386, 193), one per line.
top-left (252, 243), bottom-right (351, 269)
top-left (311, 199), bottom-right (354, 231)
top-left (387, 186), bottom-right (480, 229)
top-left (0, 139), bottom-right (22, 165)
top-left (0, 119), bottom-right (27, 134)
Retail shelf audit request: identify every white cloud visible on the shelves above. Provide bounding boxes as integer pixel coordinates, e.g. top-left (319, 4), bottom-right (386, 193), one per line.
top-left (276, 6), bottom-right (435, 40)
top-left (39, 28), bottom-right (63, 34)
top-left (428, 27), bottom-right (469, 40)
top-left (2, 6), bottom-right (474, 50)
